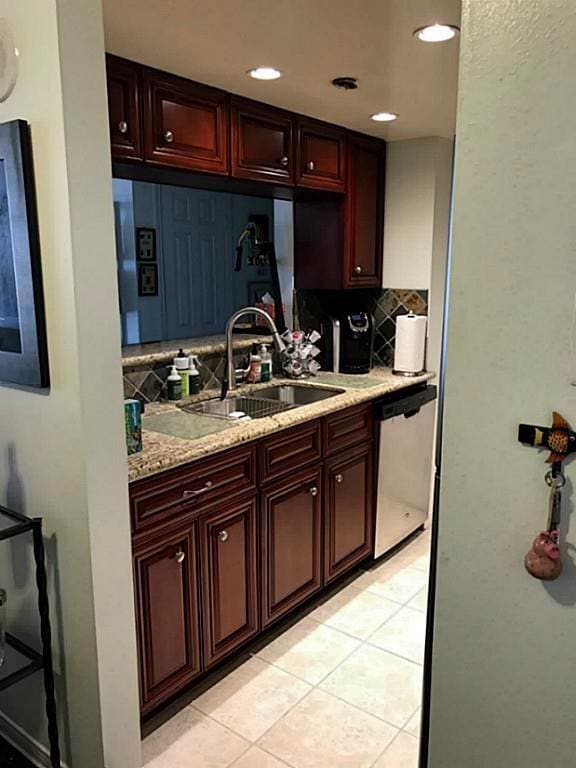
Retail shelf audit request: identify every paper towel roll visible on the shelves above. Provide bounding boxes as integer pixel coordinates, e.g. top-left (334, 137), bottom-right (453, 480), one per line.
top-left (393, 313), bottom-right (427, 374)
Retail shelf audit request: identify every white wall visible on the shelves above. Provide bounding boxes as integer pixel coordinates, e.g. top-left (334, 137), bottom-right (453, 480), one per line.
top-left (429, 2), bottom-right (576, 766)
top-left (382, 137), bottom-right (453, 374)
top-left (0, 1), bottom-right (140, 766)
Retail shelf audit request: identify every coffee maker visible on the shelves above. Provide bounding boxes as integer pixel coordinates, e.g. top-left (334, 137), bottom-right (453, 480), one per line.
top-left (324, 310), bottom-right (375, 374)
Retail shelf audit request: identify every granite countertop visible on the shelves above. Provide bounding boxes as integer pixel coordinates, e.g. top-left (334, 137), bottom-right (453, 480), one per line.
top-left (128, 368), bottom-right (435, 483)
top-left (122, 333), bottom-right (273, 368)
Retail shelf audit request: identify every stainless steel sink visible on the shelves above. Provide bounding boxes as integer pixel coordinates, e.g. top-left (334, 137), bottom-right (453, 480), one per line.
top-left (253, 384), bottom-right (345, 405)
top-left (181, 396), bottom-right (294, 421)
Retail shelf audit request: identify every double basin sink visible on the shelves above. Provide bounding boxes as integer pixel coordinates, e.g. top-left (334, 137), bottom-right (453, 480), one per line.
top-left (180, 384), bottom-right (344, 421)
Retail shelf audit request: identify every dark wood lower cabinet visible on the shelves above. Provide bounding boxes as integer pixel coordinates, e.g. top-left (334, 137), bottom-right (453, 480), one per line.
top-left (133, 523), bottom-right (201, 714)
top-left (199, 496), bottom-right (259, 668)
top-left (131, 406), bottom-right (382, 716)
top-left (324, 442), bottom-right (374, 584)
top-left (261, 466), bottom-right (323, 628)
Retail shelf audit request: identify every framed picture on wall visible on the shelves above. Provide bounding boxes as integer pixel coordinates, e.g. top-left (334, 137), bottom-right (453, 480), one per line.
top-left (0, 119), bottom-right (49, 388)
top-left (138, 263), bottom-right (158, 296)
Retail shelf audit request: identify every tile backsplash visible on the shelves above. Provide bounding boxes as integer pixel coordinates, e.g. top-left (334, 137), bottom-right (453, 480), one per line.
top-left (294, 287), bottom-right (428, 368)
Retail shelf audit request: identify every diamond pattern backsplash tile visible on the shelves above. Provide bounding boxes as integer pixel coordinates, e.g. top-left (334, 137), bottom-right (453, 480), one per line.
top-left (122, 347), bottom-right (264, 404)
top-left (374, 288), bottom-right (428, 367)
top-left (294, 288), bottom-right (428, 369)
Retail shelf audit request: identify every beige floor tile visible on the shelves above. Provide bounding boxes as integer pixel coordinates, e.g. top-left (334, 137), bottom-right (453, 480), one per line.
top-left (193, 657), bottom-right (311, 742)
top-left (404, 708), bottom-right (421, 737)
top-left (257, 617), bottom-right (360, 684)
top-left (308, 584), bottom-right (400, 639)
top-left (232, 746), bottom-right (290, 767)
top-left (319, 644), bottom-right (422, 728)
top-left (368, 606), bottom-right (426, 664)
top-left (142, 706), bottom-right (249, 768)
top-left (259, 688), bottom-right (398, 768)
top-left (407, 586), bottom-right (428, 612)
top-left (374, 731), bottom-right (419, 768)
top-left (355, 566), bottom-right (428, 604)
top-left (411, 554), bottom-right (430, 573)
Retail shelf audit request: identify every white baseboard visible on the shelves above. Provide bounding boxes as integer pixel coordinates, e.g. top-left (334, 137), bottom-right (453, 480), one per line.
top-left (0, 709), bottom-right (65, 768)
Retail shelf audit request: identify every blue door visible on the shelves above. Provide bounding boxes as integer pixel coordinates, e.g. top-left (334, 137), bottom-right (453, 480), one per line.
top-left (161, 186), bottom-right (233, 339)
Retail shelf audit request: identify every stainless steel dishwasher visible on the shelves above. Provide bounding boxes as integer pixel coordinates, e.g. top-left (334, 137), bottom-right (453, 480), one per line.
top-left (374, 385), bottom-right (437, 557)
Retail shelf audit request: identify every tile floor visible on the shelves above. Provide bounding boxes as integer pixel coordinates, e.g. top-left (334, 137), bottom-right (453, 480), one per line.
top-left (142, 529), bottom-right (430, 768)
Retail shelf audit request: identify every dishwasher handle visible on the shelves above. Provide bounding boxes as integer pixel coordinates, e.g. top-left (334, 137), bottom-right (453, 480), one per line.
top-left (375, 385), bottom-right (437, 421)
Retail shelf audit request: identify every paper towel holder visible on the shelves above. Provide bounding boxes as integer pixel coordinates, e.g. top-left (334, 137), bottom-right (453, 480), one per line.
top-left (392, 312), bottom-right (427, 377)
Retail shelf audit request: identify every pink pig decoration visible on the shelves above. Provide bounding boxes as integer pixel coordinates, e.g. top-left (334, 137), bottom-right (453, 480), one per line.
top-left (524, 530), bottom-right (562, 581)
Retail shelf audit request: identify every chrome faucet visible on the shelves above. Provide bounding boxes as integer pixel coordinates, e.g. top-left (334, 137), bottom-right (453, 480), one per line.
top-left (222, 306), bottom-right (286, 398)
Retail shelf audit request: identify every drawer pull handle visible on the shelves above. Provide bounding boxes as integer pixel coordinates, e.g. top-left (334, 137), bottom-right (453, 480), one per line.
top-left (164, 130), bottom-right (174, 143)
top-left (306, 160), bottom-right (315, 171)
top-left (175, 549), bottom-right (185, 564)
top-left (354, 265), bottom-right (363, 275)
top-left (183, 480), bottom-right (214, 499)
top-left (309, 486), bottom-right (319, 497)
top-left (118, 120), bottom-right (128, 134)
top-left (335, 474), bottom-right (344, 484)
top-left (218, 530), bottom-right (229, 543)
top-left (279, 155), bottom-right (289, 167)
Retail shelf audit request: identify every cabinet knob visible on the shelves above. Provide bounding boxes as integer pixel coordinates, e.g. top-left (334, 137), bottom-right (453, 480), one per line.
top-left (218, 530), bottom-right (229, 542)
top-left (335, 474), bottom-right (344, 484)
top-left (279, 155), bottom-right (289, 167)
top-left (309, 486), bottom-right (319, 497)
top-left (118, 120), bottom-right (128, 134)
top-left (306, 160), bottom-right (315, 171)
top-left (164, 130), bottom-right (174, 143)
top-left (175, 548), bottom-right (185, 564)
top-left (354, 265), bottom-right (363, 275)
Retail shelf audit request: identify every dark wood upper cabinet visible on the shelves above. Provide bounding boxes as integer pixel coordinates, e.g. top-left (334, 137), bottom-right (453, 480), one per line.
top-left (199, 496), bottom-right (259, 668)
top-left (133, 522), bottom-right (202, 715)
top-left (324, 443), bottom-right (374, 584)
top-left (143, 69), bottom-right (229, 175)
top-left (261, 466), bottom-right (323, 628)
top-left (106, 55), bottom-right (143, 161)
top-left (343, 133), bottom-right (386, 287)
top-left (296, 119), bottom-right (346, 192)
top-left (231, 97), bottom-right (295, 186)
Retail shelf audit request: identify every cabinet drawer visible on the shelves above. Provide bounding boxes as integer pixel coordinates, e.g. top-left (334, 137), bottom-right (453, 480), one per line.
top-left (259, 420), bottom-right (322, 483)
top-left (323, 404), bottom-right (374, 455)
top-left (130, 445), bottom-right (256, 533)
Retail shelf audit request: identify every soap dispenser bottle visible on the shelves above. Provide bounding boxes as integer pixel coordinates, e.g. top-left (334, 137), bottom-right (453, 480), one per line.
top-left (167, 365), bottom-right (182, 401)
top-left (189, 356), bottom-right (201, 395)
top-left (260, 344), bottom-right (272, 383)
top-left (174, 349), bottom-right (190, 398)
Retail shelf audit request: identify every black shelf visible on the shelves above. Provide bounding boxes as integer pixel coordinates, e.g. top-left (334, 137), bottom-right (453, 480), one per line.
top-left (0, 634), bottom-right (44, 693)
top-left (0, 505), bottom-right (60, 767)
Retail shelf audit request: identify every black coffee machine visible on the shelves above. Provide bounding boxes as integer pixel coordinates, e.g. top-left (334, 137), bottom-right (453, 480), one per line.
top-left (323, 310), bottom-right (375, 374)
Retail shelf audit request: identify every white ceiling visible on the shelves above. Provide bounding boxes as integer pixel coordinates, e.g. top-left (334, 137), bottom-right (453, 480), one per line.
top-left (102, 0), bottom-right (461, 141)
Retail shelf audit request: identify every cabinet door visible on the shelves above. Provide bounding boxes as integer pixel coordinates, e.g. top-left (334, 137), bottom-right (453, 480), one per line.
top-left (106, 55), bottom-right (143, 161)
top-left (325, 443), bottom-right (374, 584)
top-left (297, 119), bottom-right (346, 191)
top-left (200, 497), bottom-right (259, 668)
top-left (231, 97), bottom-right (295, 185)
top-left (133, 524), bottom-right (202, 714)
top-left (261, 466), bottom-right (322, 627)
top-left (144, 69), bottom-right (229, 174)
top-left (343, 134), bottom-right (386, 287)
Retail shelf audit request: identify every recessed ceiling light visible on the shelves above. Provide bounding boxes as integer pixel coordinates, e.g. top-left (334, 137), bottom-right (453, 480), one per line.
top-left (370, 112), bottom-right (398, 122)
top-left (248, 67), bottom-right (282, 81)
top-left (414, 24), bottom-right (460, 42)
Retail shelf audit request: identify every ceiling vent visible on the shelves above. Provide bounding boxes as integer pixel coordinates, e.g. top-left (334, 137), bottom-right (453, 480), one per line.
top-left (331, 77), bottom-right (358, 91)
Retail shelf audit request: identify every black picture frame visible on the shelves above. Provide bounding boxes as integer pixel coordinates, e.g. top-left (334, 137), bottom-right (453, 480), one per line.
top-left (138, 263), bottom-right (158, 296)
top-left (135, 227), bottom-right (156, 261)
top-left (0, 120), bottom-right (49, 389)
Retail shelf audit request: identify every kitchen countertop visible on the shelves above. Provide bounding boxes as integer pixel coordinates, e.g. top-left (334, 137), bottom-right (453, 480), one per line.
top-left (122, 333), bottom-right (272, 368)
top-left (128, 368), bottom-right (435, 482)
